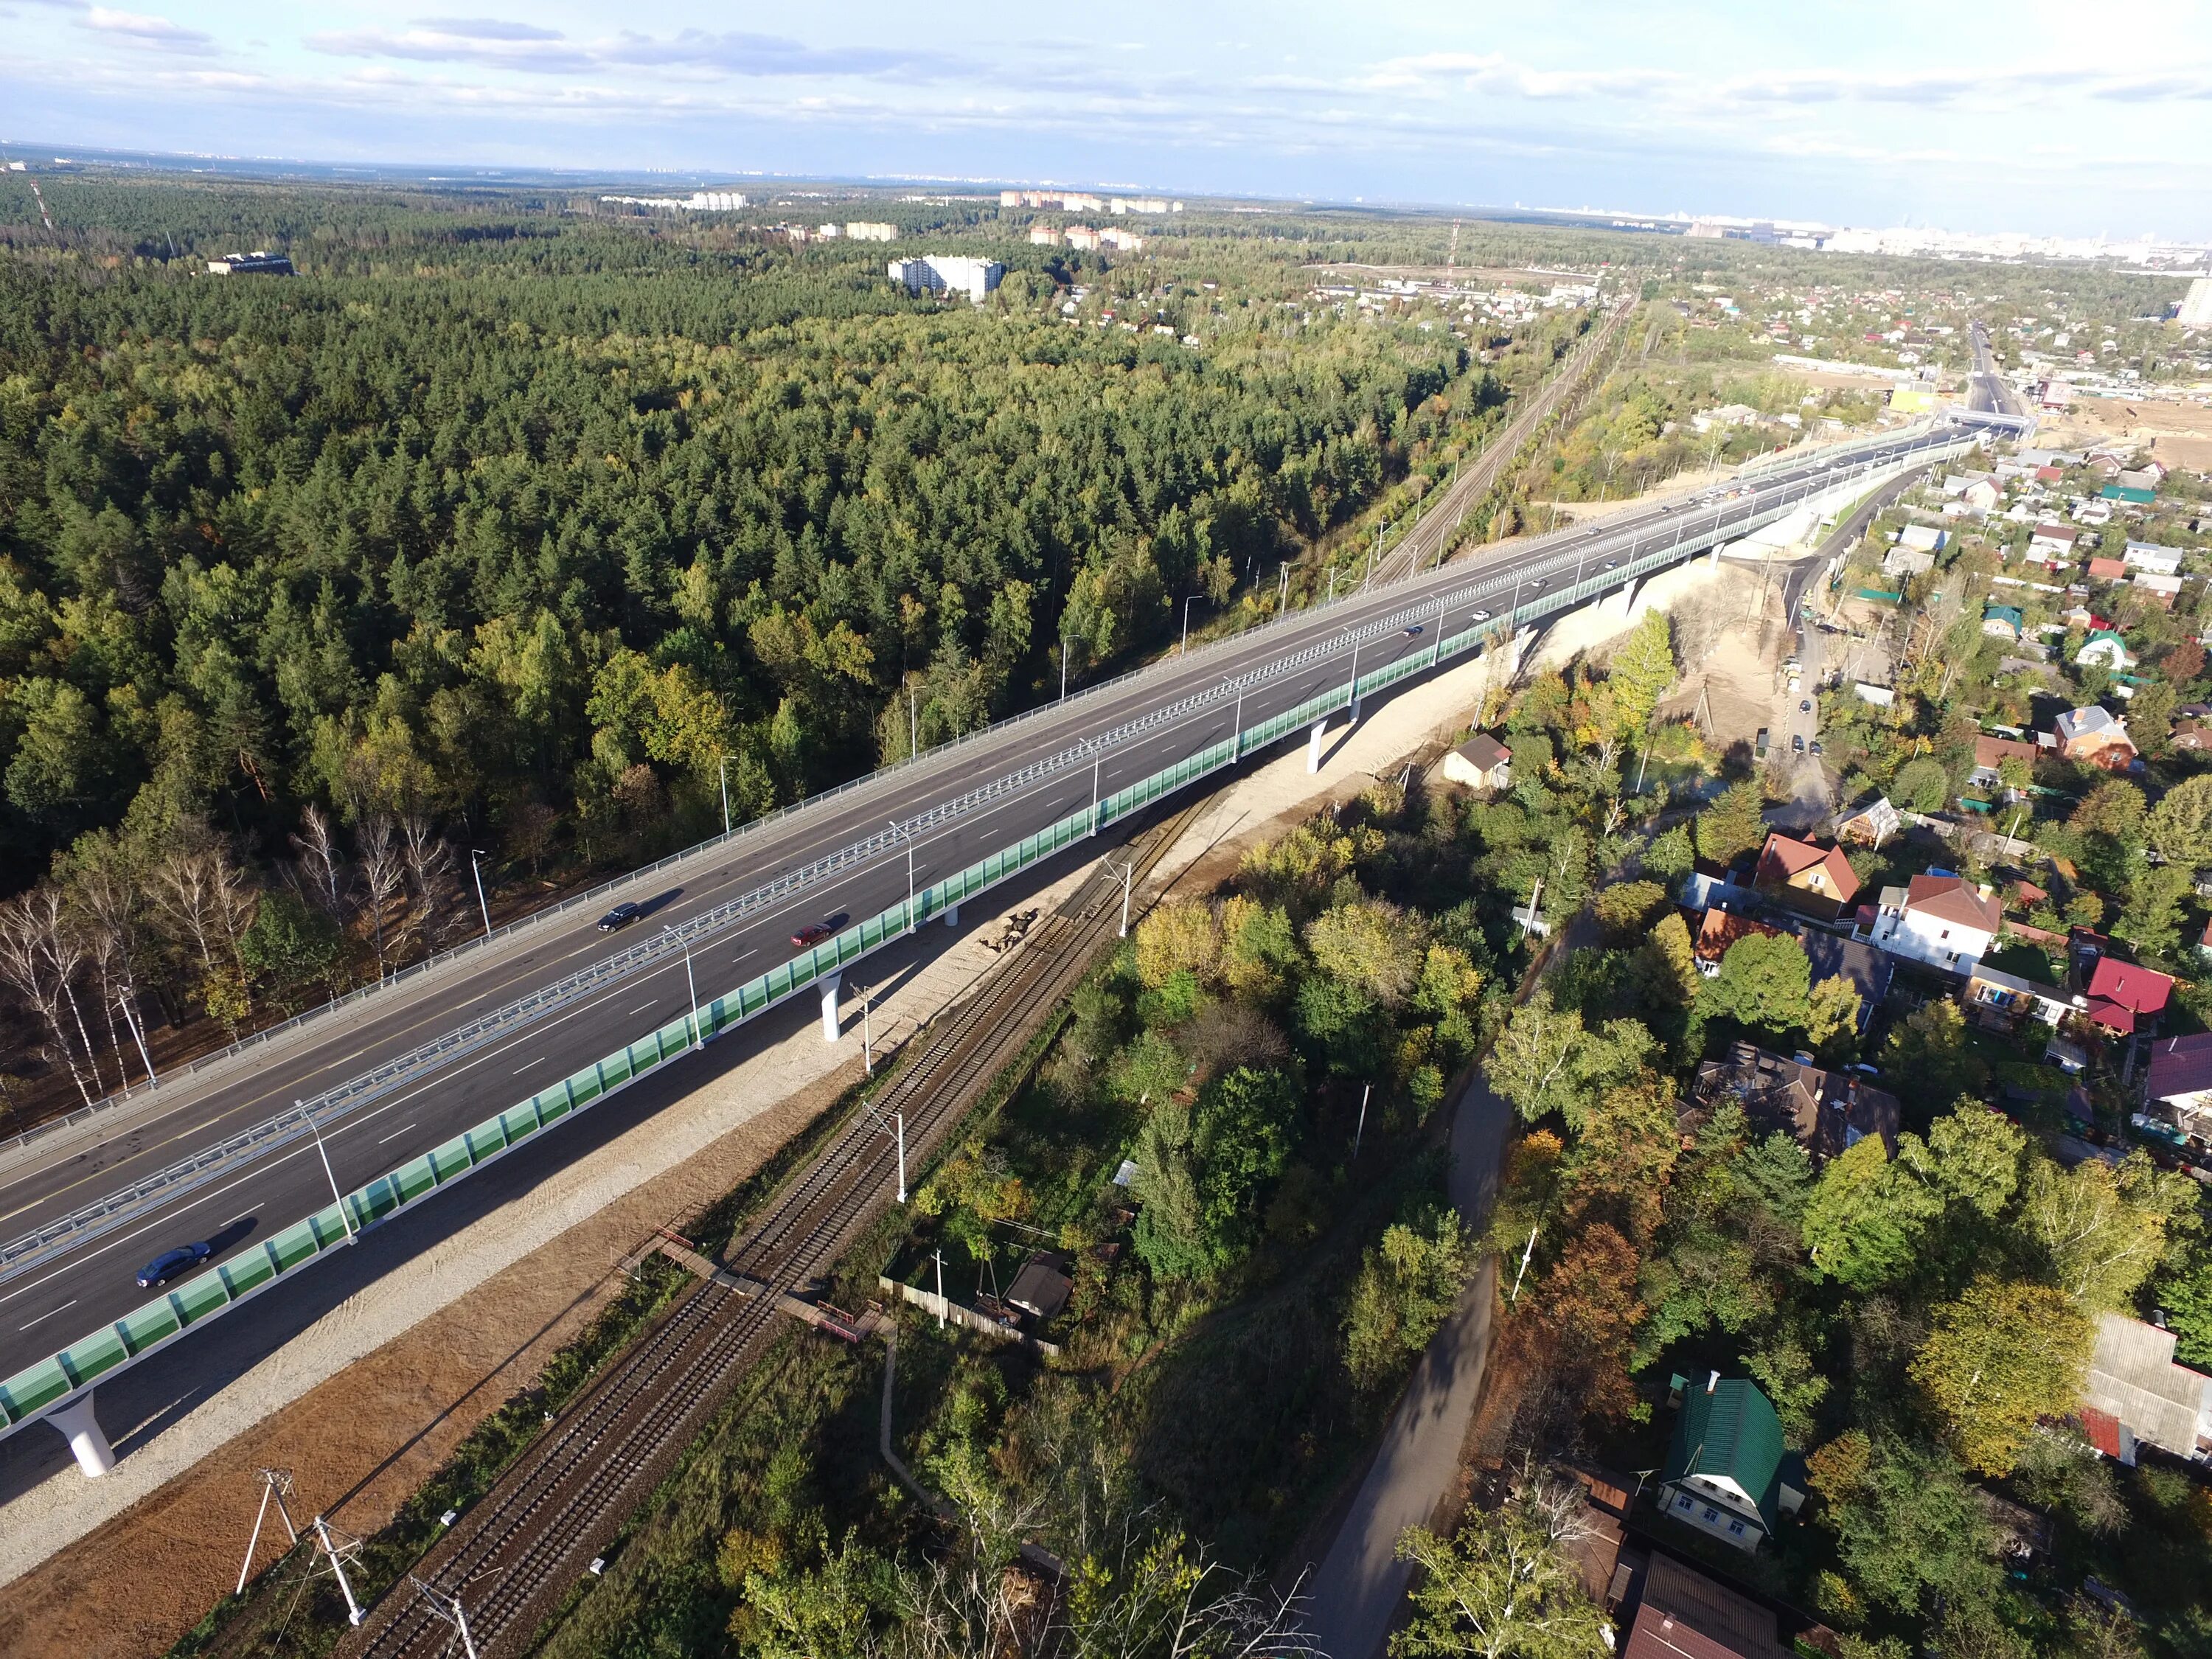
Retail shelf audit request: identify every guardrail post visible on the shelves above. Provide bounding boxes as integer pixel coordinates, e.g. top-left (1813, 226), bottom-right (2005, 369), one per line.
top-left (46, 1392), bottom-right (114, 1478)
top-left (819, 971), bottom-right (843, 1042)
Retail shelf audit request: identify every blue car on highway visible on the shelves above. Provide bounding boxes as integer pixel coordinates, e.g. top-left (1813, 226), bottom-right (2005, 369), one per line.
top-left (137, 1242), bottom-right (212, 1288)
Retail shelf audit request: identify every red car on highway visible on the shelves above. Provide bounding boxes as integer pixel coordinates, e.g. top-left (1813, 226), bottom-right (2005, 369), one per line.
top-left (790, 912), bottom-right (849, 951)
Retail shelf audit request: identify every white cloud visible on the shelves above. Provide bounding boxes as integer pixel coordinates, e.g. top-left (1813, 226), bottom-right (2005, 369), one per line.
top-left (82, 5), bottom-right (213, 52)
top-left (306, 20), bottom-right (963, 82)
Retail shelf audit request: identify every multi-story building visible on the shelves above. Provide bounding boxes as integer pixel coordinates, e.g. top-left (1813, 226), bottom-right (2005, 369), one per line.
top-left (888, 255), bottom-right (1005, 303)
top-left (846, 222), bottom-right (898, 243)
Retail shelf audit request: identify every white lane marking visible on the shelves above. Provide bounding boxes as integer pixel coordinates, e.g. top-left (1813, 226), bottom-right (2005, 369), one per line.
top-left (731, 950), bottom-right (755, 964)
top-left (223, 1211), bottom-right (254, 1227)
top-left (513, 1057), bottom-right (542, 1075)
top-left (378, 1123), bottom-right (417, 1146)
top-left (629, 1000), bottom-right (658, 1015)
top-left (19, 1298), bottom-right (77, 1333)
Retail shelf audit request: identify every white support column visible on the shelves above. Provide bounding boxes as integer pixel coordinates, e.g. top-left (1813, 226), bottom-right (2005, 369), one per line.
top-left (1306, 718), bottom-right (1329, 773)
top-left (819, 971), bottom-right (843, 1043)
top-left (944, 903), bottom-right (959, 928)
top-left (48, 1393), bottom-right (115, 1478)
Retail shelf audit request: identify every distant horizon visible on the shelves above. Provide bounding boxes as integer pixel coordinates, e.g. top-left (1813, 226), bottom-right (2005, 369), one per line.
top-left (6, 1), bottom-right (2211, 242)
top-left (9, 135), bottom-right (2212, 260)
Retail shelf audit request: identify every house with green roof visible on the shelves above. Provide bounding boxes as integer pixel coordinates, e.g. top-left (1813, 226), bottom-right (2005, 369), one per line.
top-left (1658, 1375), bottom-right (1804, 1552)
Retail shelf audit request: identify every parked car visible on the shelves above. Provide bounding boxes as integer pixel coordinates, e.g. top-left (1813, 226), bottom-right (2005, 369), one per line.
top-left (597, 902), bottom-right (641, 932)
top-left (1799, 699), bottom-right (1812, 712)
top-left (1810, 740), bottom-right (1824, 756)
top-left (138, 1241), bottom-right (212, 1288)
top-left (1792, 734), bottom-right (1806, 754)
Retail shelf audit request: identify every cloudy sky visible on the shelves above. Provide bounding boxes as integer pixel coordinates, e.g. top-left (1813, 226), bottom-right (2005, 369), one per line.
top-left (4, 0), bottom-right (2210, 235)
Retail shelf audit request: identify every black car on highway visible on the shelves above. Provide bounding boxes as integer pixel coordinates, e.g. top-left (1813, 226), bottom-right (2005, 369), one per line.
top-left (138, 1241), bottom-right (212, 1288)
top-left (597, 902), bottom-right (642, 931)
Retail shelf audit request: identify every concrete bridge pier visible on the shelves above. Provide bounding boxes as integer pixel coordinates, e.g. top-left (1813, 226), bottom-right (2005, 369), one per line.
top-left (819, 971), bottom-right (843, 1042)
top-left (49, 1392), bottom-right (114, 1478)
top-left (944, 903), bottom-right (960, 928)
top-left (1307, 719), bottom-right (1329, 773)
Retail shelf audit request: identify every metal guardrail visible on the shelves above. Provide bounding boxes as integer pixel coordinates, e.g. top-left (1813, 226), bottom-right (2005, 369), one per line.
top-left (0, 582), bottom-right (1520, 1284)
top-left (0, 423), bottom-right (1969, 1439)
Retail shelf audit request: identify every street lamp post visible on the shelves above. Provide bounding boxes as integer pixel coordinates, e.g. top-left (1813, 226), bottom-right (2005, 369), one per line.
top-left (891, 818), bottom-right (916, 935)
top-left (1226, 677), bottom-right (1245, 761)
top-left (665, 925), bottom-right (702, 1050)
top-left (1181, 594), bottom-right (1201, 654)
top-left (717, 755), bottom-right (731, 836)
top-left (1113, 858), bottom-right (1135, 938)
top-left (302, 1099), bottom-right (354, 1244)
top-left (469, 850), bottom-right (493, 939)
top-left (861, 984), bottom-right (874, 1074)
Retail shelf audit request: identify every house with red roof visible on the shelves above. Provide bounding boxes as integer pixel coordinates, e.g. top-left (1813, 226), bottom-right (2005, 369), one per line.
top-left (1865, 874), bottom-right (2003, 975)
top-left (2147, 1032), bottom-right (2212, 1144)
top-left (1969, 734), bottom-right (2039, 796)
top-left (1750, 832), bottom-right (1860, 921)
top-left (1694, 910), bottom-right (1784, 977)
top-left (2082, 956), bottom-right (2172, 1036)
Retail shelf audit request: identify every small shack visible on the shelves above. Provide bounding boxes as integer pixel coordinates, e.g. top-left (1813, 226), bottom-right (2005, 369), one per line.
top-left (1441, 733), bottom-right (1512, 793)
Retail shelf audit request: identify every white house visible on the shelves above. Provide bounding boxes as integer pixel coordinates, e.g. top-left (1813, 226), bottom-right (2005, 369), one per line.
top-left (1865, 873), bottom-right (2002, 975)
top-left (2125, 541), bottom-right (2184, 577)
top-left (1897, 524), bottom-right (1946, 554)
top-left (1963, 479), bottom-right (2002, 512)
top-left (2028, 523), bottom-right (2081, 560)
top-left (2076, 631), bottom-right (2136, 670)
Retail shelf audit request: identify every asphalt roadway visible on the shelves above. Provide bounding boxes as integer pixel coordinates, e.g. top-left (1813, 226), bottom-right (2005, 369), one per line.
top-left (0, 422), bottom-right (1970, 1389)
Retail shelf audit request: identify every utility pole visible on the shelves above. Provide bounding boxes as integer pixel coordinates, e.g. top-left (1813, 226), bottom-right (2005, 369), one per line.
top-left (410, 1577), bottom-right (480, 1659)
top-left (718, 754), bottom-right (731, 836)
top-left (860, 983), bottom-right (874, 1074)
top-left (1353, 1082), bottom-right (1371, 1160)
top-left (1278, 562), bottom-right (1290, 612)
top-left (1113, 858), bottom-right (1136, 938)
top-left (1060, 636), bottom-right (1074, 702)
top-left (933, 1248), bottom-right (947, 1328)
top-left (236, 1468), bottom-right (299, 1596)
top-left (1507, 1222), bottom-right (1540, 1304)
top-left (313, 1516), bottom-right (366, 1627)
top-left (469, 849), bottom-right (493, 938)
top-left (908, 681), bottom-right (919, 760)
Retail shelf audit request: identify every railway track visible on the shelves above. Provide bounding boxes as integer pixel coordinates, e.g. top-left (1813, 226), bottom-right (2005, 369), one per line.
top-left (1371, 298), bottom-right (1637, 586)
top-left (343, 804), bottom-right (1204, 1659)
